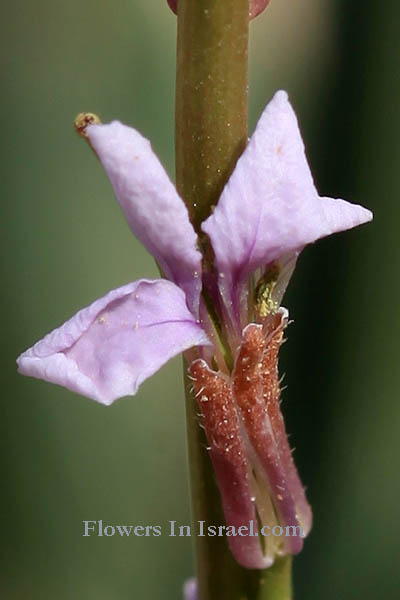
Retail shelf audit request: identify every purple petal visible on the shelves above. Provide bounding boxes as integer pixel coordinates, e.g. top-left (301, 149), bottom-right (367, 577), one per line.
top-left (87, 122), bottom-right (202, 315)
top-left (183, 578), bottom-right (197, 600)
top-left (202, 90), bottom-right (372, 325)
top-left (17, 280), bottom-right (210, 405)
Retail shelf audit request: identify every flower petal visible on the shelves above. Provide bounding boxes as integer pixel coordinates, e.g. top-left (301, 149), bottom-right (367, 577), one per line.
top-left (87, 122), bottom-right (202, 315)
top-left (17, 280), bottom-right (210, 405)
top-left (202, 90), bottom-right (372, 325)
top-left (183, 578), bottom-right (197, 600)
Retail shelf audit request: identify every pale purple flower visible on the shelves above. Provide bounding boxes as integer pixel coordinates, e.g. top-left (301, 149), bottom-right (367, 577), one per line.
top-left (17, 91), bottom-right (372, 567)
top-left (183, 578), bottom-right (197, 600)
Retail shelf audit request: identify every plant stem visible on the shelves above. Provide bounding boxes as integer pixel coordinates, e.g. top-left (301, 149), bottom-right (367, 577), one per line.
top-left (176, 1), bottom-right (293, 599)
top-left (175, 0), bottom-right (248, 232)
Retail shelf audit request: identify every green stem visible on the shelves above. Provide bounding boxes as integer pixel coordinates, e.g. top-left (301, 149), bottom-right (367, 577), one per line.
top-left (176, 1), bottom-right (293, 599)
top-left (175, 0), bottom-right (248, 231)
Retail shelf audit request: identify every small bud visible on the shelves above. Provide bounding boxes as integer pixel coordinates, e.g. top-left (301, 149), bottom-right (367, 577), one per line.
top-left (166, 0), bottom-right (271, 20)
top-left (183, 578), bottom-right (197, 600)
top-left (74, 112), bottom-right (101, 139)
top-left (166, 0), bottom-right (177, 14)
top-left (250, 0), bottom-right (271, 19)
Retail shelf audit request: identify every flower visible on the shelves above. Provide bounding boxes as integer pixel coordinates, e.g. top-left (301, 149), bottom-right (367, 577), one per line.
top-left (183, 578), bottom-right (197, 600)
top-left (166, 0), bottom-right (271, 20)
top-left (17, 90), bottom-right (372, 567)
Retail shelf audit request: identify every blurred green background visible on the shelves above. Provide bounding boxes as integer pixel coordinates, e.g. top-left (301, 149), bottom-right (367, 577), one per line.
top-left (1, 0), bottom-right (399, 598)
